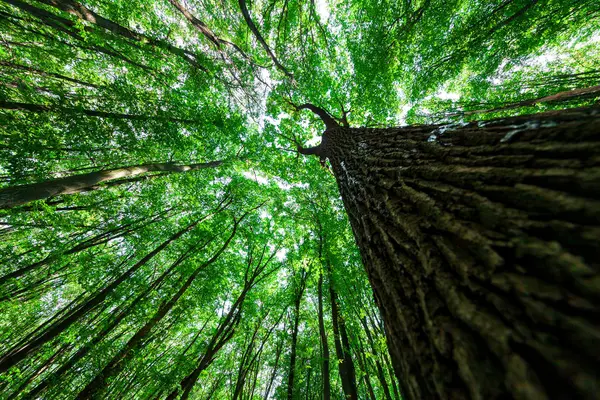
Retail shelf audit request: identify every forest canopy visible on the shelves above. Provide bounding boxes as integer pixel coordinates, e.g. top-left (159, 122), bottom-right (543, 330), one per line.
top-left (0, 0), bottom-right (599, 399)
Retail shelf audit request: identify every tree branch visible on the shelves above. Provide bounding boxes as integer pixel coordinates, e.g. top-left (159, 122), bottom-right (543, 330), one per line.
top-left (296, 144), bottom-right (322, 157)
top-left (238, 0), bottom-right (294, 80)
top-left (295, 103), bottom-right (339, 130)
top-left (168, 0), bottom-right (221, 48)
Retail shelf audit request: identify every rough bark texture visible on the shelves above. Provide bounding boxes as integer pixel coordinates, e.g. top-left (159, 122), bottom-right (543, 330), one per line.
top-left (314, 106), bottom-right (600, 400)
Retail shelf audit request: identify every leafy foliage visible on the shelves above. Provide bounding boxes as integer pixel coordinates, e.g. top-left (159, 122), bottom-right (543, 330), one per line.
top-left (0, 0), bottom-right (597, 398)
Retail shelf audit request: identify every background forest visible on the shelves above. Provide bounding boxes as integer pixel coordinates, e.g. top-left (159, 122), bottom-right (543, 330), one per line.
top-left (0, 0), bottom-right (599, 399)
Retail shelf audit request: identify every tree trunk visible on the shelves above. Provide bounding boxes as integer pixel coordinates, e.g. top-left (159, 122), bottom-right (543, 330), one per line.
top-left (263, 334), bottom-right (284, 400)
top-left (317, 271), bottom-right (331, 400)
top-left (0, 60), bottom-right (100, 88)
top-left (327, 263), bottom-right (358, 400)
top-left (0, 218), bottom-right (200, 373)
top-left (287, 272), bottom-right (306, 400)
top-left (166, 243), bottom-right (276, 400)
top-left (0, 161), bottom-right (221, 209)
top-left (360, 317), bottom-right (393, 400)
top-left (78, 215), bottom-right (239, 399)
top-left (33, 0), bottom-right (206, 71)
top-left (310, 106), bottom-right (600, 400)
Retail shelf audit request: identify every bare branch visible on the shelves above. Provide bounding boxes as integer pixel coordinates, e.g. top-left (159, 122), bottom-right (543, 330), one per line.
top-left (294, 103), bottom-right (339, 130)
top-left (238, 0), bottom-right (294, 81)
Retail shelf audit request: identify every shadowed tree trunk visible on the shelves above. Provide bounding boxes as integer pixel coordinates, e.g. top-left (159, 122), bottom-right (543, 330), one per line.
top-left (0, 101), bottom-right (203, 124)
top-left (0, 160), bottom-right (222, 209)
top-left (300, 106), bottom-right (600, 400)
top-left (287, 270), bottom-right (307, 400)
top-left (33, 0), bottom-right (207, 71)
top-left (327, 262), bottom-right (358, 400)
top-left (0, 217), bottom-right (203, 374)
top-left (317, 270), bottom-right (331, 400)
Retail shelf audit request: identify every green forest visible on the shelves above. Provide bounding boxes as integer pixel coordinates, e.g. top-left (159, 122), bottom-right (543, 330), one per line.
top-left (0, 0), bottom-right (599, 399)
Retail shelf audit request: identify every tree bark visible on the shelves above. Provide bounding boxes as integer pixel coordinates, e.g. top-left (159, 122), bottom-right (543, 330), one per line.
top-left (306, 106), bottom-right (600, 400)
top-left (0, 161), bottom-right (222, 209)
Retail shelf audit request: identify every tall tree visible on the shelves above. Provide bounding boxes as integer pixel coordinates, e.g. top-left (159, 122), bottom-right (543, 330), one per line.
top-left (286, 269), bottom-right (307, 400)
top-left (299, 105), bottom-right (600, 399)
top-left (0, 160), bottom-right (222, 209)
top-left (327, 260), bottom-right (358, 400)
top-left (317, 269), bottom-right (331, 400)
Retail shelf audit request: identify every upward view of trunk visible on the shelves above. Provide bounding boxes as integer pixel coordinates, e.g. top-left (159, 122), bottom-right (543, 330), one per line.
top-left (33, 0), bottom-right (206, 71)
top-left (327, 263), bottom-right (358, 400)
top-left (317, 271), bottom-right (331, 400)
top-left (0, 218), bottom-right (200, 374)
top-left (303, 106), bottom-right (600, 399)
top-left (287, 271), bottom-right (307, 400)
top-left (0, 160), bottom-right (222, 209)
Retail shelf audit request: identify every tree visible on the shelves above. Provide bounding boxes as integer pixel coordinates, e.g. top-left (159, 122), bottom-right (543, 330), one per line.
top-left (299, 105), bottom-right (600, 399)
top-left (287, 269), bottom-right (307, 400)
top-left (0, 161), bottom-right (222, 209)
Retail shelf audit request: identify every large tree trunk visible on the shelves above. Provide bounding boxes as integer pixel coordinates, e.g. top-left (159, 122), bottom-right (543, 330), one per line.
top-left (0, 161), bottom-right (221, 209)
top-left (309, 106), bottom-right (600, 400)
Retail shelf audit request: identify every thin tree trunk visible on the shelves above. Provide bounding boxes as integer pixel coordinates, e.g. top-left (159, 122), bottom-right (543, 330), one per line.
top-left (263, 334), bottom-right (284, 400)
top-left (0, 218), bottom-right (201, 373)
top-left (317, 271), bottom-right (331, 400)
top-left (22, 247), bottom-right (187, 400)
top-left (355, 344), bottom-right (376, 400)
top-left (287, 271), bottom-right (306, 400)
top-left (232, 321), bottom-right (262, 400)
top-left (2, 0), bottom-right (156, 72)
top-left (327, 262), bottom-right (358, 400)
top-left (166, 242), bottom-right (277, 400)
top-left (0, 161), bottom-right (221, 209)
top-left (0, 209), bottom-right (170, 285)
top-left (448, 85), bottom-right (600, 117)
top-left (78, 219), bottom-right (238, 399)
top-left (304, 106), bottom-right (600, 399)
top-left (359, 317), bottom-right (393, 400)
top-left (237, 0), bottom-right (293, 80)
top-left (0, 101), bottom-right (203, 125)
top-left (0, 60), bottom-right (100, 88)
top-left (305, 361), bottom-right (312, 400)
top-left (33, 0), bottom-right (207, 71)
top-left (287, 307), bottom-right (300, 400)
